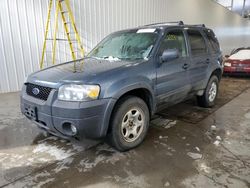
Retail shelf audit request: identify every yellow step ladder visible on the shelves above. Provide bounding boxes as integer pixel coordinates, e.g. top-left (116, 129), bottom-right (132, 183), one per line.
top-left (40, 0), bottom-right (84, 69)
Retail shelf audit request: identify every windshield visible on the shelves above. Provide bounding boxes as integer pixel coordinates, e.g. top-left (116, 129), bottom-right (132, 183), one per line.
top-left (88, 29), bottom-right (159, 60)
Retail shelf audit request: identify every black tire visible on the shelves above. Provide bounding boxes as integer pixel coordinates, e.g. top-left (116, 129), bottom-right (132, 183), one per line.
top-left (107, 96), bottom-right (150, 151)
top-left (197, 75), bottom-right (219, 108)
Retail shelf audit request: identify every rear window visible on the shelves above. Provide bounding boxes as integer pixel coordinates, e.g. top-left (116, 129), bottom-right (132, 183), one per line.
top-left (187, 30), bottom-right (207, 56)
top-left (231, 47), bottom-right (250, 55)
top-left (204, 29), bottom-right (220, 53)
top-left (229, 49), bottom-right (250, 60)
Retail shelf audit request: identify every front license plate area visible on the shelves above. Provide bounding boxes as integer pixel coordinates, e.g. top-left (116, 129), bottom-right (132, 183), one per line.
top-left (24, 105), bottom-right (37, 120)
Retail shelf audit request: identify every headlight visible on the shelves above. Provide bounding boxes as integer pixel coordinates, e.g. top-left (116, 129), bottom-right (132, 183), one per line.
top-left (224, 62), bottom-right (231, 67)
top-left (58, 84), bottom-right (100, 101)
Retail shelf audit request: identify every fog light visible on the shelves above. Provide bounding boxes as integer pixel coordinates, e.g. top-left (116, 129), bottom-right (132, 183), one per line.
top-left (70, 125), bottom-right (77, 136)
top-left (62, 122), bottom-right (77, 136)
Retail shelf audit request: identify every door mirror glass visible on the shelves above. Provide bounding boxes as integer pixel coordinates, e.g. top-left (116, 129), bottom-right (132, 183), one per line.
top-left (161, 49), bottom-right (179, 62)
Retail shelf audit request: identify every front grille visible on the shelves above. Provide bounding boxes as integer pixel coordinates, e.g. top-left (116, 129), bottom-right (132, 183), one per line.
top-left (26, 83), bottom-right (52, 101)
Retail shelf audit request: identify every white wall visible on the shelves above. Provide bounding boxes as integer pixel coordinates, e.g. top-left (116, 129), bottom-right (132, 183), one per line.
top-left (0, 0), bottom-right (250, 93)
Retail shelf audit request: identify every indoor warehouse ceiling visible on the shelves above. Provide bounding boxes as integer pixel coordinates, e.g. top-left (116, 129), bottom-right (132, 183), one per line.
top-left (215, 0), bottom-right (250, 18)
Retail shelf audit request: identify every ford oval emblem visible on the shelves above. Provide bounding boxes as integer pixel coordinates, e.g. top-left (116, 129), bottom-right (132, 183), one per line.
top-left (32, 88), bottom-right (40, 95)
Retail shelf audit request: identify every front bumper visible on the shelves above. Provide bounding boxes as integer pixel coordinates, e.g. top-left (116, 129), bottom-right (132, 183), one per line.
top-left (20, 85), bottom-right (116, 140)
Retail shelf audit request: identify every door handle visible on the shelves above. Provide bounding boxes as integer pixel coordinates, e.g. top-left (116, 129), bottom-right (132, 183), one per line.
top-left (206, 58), bottom-right (210, 64)
top-left (182, 63), bottom-right (189, 69)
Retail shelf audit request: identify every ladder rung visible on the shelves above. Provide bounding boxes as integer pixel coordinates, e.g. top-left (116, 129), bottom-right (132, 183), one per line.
top-left (67, 40), bottom-right (78, 43)
top-left (73, 49), bottom-right (84, 52)
top-left (46, 50), bottom-right (80, 55)
top-left (61, 11), bottom-right (68, 14)
top-left (44, 50), bottom-right (76, 54)
top-left (46, 38), bottom-right (77, 42)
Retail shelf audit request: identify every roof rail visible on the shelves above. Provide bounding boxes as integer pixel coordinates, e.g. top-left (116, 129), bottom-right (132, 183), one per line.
top-left (144, 21), bottom-right (184, 27)
top-left (188, 24), bottom-right (206, 27)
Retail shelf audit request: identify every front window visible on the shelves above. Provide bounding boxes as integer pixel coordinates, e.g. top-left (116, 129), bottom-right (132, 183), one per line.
top-left (88, 29), bottom-right (159, 61)
top-left (158, 30), bottom-right (187, 57)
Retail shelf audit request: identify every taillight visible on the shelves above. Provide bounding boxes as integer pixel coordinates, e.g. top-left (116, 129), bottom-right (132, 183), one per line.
top-left (224, 61), bottom-right (232, 67)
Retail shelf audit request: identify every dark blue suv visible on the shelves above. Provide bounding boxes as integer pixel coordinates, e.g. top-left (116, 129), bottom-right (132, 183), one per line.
top-left (21, 21), bottom-right (223, 151)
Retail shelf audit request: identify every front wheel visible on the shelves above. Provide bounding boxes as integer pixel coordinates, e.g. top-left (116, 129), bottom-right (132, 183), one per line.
top-left (197, 75), bottom-right (219, 108)
top-left (107, 96), bottom-right (150, 151)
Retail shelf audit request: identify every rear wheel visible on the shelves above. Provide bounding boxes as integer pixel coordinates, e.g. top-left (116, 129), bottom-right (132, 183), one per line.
top-left (107, 96), bottom-right (150, 151)
top-left (197, 75), bottom-right (219, 108)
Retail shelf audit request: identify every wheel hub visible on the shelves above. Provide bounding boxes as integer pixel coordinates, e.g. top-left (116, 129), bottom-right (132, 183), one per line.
top-left (208, 82), bottom-right (217, 102)
top-left (121, 108), bottom-right (145, 143)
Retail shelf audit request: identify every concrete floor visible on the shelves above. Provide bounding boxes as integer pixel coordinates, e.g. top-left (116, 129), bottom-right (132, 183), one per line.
top-left (0, 77), bottom-right (250, 188)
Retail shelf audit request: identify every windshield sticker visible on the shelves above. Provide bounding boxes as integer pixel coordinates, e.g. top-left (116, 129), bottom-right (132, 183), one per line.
top-left (167, 34), bottom-right (177, 40)
top-left (137, 28), bottom-right (156, 33)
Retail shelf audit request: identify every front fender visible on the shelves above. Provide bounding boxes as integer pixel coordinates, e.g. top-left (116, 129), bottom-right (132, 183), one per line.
top-left (98, 76), bottom-right (156, 135)
top-left (99, 76), bottom-right (156, 137)
top-left (104, 76), bottom-right (155, 100)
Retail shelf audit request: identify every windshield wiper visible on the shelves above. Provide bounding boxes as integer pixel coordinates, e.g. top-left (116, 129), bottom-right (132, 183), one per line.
top-left (119, 57), bottom-right (143, 60)
top-left (100, 56), bottom-right (121, 61)
top-left (85, 56), bottom-right (102, 60)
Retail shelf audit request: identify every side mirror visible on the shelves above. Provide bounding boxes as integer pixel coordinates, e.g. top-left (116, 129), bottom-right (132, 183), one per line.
top-left (160, 49), bottom-right (179, 63)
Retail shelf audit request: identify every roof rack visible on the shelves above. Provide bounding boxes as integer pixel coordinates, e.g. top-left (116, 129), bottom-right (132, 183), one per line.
top-left (144, 21), bottom-right (184, 27)
top-left (188, 24), bottom-right (206, 27)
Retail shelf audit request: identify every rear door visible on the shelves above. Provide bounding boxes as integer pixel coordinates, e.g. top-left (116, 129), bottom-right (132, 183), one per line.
top-left (186, 29), bottom-right (210, 91)
top-left (156, 28), bottom-right (191, 106)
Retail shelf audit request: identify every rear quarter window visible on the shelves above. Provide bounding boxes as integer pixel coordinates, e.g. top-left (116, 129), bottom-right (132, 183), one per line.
top-left (204, 29), bottom-right (220, 53)
top-left (187, 30), bottom-right (207, 56)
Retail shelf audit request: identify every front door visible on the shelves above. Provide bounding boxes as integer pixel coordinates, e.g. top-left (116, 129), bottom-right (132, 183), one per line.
top-left (156, 29), bottom-right (191, 107)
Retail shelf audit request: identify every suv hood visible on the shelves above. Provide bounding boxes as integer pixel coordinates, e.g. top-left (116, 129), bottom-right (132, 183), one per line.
top-left (27, 58), bottom-right (141, 87)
